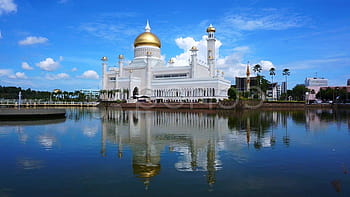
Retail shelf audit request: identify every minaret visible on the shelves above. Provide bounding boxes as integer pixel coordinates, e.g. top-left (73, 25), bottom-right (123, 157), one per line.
top-left (246, 62), bottom-right (251, 92)
top-left (190, 46), bottom-right (198, 78)
top-left (207, 24), bottom-right (216, 77)
top-left (101, 56), bottom-right (108, 90)
top-left (145, 51), bottom-right (152, 96)
top-left (118, 54), bottom-right (124, 77)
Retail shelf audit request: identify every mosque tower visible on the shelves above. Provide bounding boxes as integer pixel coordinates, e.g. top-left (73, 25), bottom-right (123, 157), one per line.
top-left (207, 24), bottom-right (216, 78)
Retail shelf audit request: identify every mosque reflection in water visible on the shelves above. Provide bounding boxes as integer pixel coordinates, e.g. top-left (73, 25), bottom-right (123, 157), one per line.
top-left (100, 110), bottom-right (226, 187)
top-left (98, 109), bottom-right (350, 187)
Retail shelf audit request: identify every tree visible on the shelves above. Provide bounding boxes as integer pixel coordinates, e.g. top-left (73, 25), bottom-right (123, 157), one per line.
top-left (292, 84), bottom-right (308, 101)
top-left (227, 86), bottom-right (237, 100)
top-left (253, 64), bottom-right (262, 76)
top-left (282, 68), bottom-right (290, 83)
top-left (269, 67), bottom-right (276, 83)
top-left (133, 87), bottom-right (139, 98)
top-left (252, 64), bottom-right (263, 98)
top-left (282, 68), bottom-right (290, 99)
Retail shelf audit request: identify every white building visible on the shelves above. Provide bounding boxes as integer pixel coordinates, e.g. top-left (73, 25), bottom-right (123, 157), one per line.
top-left (305, 77), bottom-right (328, 102)
top-left (100, 22), bottom-right (231, 102)
top-left (305, 77), bottom-right (328, 87)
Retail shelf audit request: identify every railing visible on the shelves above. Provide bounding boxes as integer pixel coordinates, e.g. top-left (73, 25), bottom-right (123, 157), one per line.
top-left (0, 99), bottom-right (99, 107)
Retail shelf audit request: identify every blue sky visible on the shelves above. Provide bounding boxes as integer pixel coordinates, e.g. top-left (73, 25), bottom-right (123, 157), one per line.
top-left (0, 0), bottom-right (349, 91)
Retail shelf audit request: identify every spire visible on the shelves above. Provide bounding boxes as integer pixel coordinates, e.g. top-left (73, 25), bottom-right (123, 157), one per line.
top-left (145, 20), bottom-right (151, 32)
top-left (246, 62), bottom-right (250, 77)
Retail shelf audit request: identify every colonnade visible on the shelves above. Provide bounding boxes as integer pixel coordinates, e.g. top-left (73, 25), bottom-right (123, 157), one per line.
top-left (153, 88), bottom-right (215, 98)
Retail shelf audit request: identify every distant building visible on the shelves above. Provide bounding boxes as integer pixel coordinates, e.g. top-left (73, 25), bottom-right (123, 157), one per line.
top-left (235, 77), bottom-right (258, 92)
top-left (305, 77), bottom-right (329, 102)
top-left (281, 82), bottom-right (287, 94)
top-left (266, 83), bottom-right (278, 101)
top-left (305, 77), bottom-right (328, 87)
top-left (347, 79), bottom-right (350, 86)
top-left (276, 84), bottom-right (282, 99)
top-left (79, 89), bottom-right (100, 100)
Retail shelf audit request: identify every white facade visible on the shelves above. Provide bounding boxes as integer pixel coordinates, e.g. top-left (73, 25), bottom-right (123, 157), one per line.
top-left (305, 77), bottom-right (328, 87)
top-left (100, 22), bottom-right (231, 102)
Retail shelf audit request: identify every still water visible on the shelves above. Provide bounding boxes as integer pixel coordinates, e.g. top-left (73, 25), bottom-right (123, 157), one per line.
top-left (0, 108), bottom-right (349, 197)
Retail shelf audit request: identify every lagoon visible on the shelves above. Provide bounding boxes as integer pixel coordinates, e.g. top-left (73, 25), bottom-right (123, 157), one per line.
top-left (0, 108), bottom-right (349, 196)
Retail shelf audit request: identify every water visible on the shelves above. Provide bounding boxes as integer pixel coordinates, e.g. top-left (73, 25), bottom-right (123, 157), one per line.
top-left (0, 108), bottom-right (349, 197)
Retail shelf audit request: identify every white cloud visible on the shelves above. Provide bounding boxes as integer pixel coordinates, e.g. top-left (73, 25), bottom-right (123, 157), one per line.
top-left (172, 36), bottom-right (222, 67)
top-left (0, 0), bottom-right (17, 15)
top-left (8, 72), bottom-right (28, 79)
top-left (259, 60), bottom-right (275, 71)
top-left (223, 12), bottom-right (305, 31)
top-left (172, 35), bottom-right (277, 80)
top-left (0, 69), bottom-right (12, 76)
top-left (14, 72), bottom-right (28, 79)
top-left (36, 58), bottom-right (60, 71)
top-left (79, 70), bottom-right (99, 80)
top-left (18, 36), bottom-right (48, 46)
top-left (45, 73), bottom-right (69, 80)
top-left (21, 62), bottom-right (34, 70)
top-left (71, 67), bottom-right (77, 72)
top-left (0, 30), bottom-right (2, 39)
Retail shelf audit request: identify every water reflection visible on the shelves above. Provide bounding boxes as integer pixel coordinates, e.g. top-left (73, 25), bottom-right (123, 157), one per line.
top-left (99, 109), bottom-right (350, 188)
top-left (37, 135), bottom-right (56, 150)
top-left (100, 110), bottom-right (225, 187)
top-left (1, 108), bottom-right (349, 195)
top-left (16, 158), bottom-right (44, 170)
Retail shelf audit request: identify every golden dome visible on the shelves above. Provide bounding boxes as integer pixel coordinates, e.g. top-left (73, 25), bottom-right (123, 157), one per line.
top-left (134, 32), bottom-right (161, 48)
top-left (206, 24), bottom-right (216, 33)
top-left (133, 164), bottom-right (160, 178)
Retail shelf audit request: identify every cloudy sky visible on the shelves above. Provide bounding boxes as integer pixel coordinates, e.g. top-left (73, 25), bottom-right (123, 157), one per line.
top-left (0, 0), bottom-right (349, 91)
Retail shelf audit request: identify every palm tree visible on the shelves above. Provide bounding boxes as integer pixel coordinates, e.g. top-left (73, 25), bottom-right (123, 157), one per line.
top-left (253, 64), bottom-right (262, 98)
top-left (282, 68), bottom-right (290, 99)
top-left (269, 67), bottom-right (276, 83)
top-left (253, 64), bottom-right (262, 76)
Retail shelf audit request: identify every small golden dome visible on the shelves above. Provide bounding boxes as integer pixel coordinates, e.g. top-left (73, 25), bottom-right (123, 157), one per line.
top-left (134, 32), bottom-right (161, 48)
top-left (101, 56), bottom-right (108, 61)
top-left (190, 46), bottom-right (198, 51)
top-left (206, 25), bottom-right (216, 33)
top-left (118, 54), bottom-right (124, 59)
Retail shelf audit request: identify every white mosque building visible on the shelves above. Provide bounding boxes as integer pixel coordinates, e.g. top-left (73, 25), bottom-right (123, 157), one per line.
top-left (100, 21), bottom-right (231, 103)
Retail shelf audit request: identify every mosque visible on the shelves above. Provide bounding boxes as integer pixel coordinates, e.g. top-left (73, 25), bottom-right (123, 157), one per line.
top-left (100, 21), bottom-right (231, 102)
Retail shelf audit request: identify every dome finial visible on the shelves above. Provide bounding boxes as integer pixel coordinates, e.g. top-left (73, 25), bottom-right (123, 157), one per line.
top-left (145, 20), bottom-right (151, 32)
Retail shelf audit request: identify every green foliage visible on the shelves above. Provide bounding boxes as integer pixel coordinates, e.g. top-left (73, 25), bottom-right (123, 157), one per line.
top-left (227, 86), bottom-right (237, 100)
top-left (282, 68), bottom-right (290, 76)
top-left (316, 87), bottom-right (348, 102)
top-left (291, 84), bottom-right (308, 101)
top-left (253, 64), bottom-right (262, 75)
top-left (133, 87), bottom-right (139, 97)
top-left (0, 86), bottom-right (98, 102)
